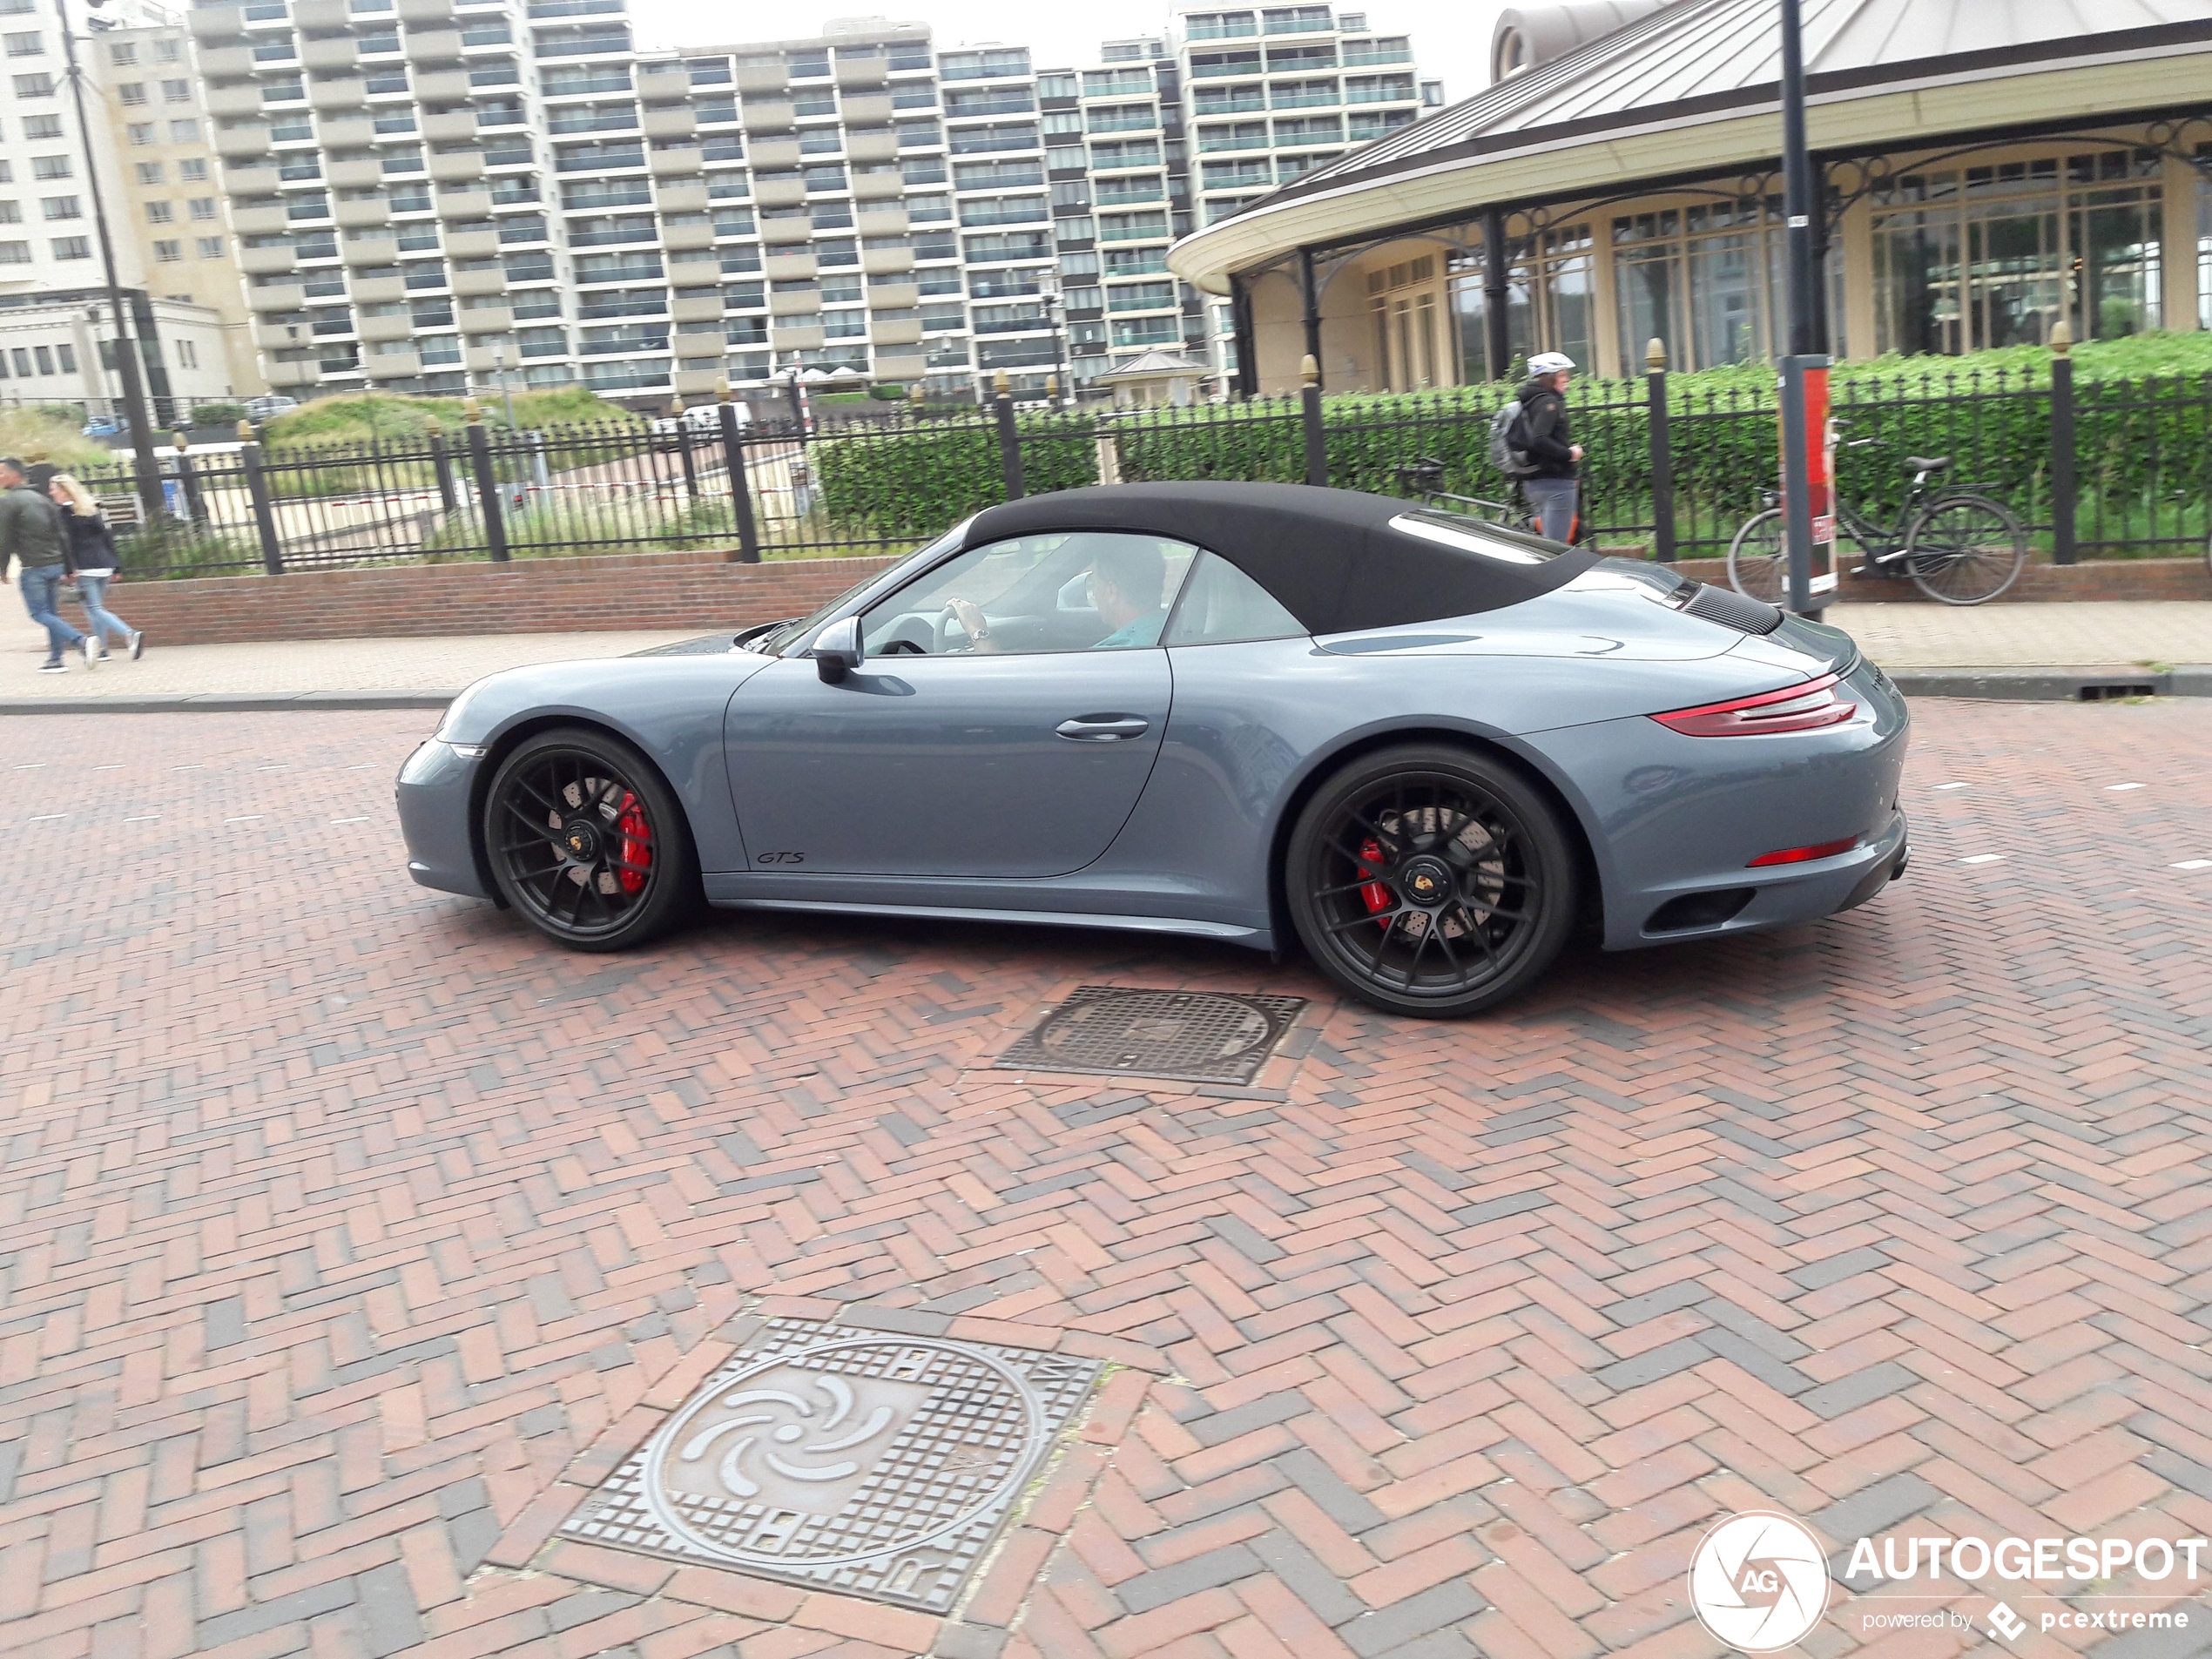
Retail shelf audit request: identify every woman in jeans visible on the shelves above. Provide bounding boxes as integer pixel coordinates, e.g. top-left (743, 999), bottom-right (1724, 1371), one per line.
top-left (51, 475), bottom-right (142, 660)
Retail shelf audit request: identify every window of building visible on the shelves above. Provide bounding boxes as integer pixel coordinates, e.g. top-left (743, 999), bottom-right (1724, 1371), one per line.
top-left (1610, 197), bottom-right (1780, 373)
top-left (1447, 226), bottom-right (1594, 384)
top-left (125, 122), bottom-right (152, 145)
top-left (1871, 148), bottom-right (2163, 354)
top-left (13, 72), bottom-right (52, 96)
top-left (169, 119), bottom-right (199, 142)
top-left (157, 38), bottom-right (179, 63)
top-left (197, 236), bottom-right (224, 258)
top-left (40, 194), bottom-right (77, 219)
top-left (152, 238), bottom-right (181, 260)
top-left (162, 78), bottom-right (190, 102)
top-left (118, 79), bottom-right (145, 105)
top-left (30, 155), bottom-right (68, 179)
top-left (51, 234), bottom-right (88, 257)
top-left (145, 200), bottom-right (172, 223)
top-left (0, 240), bottom-right (25, 263)
top-left (108, 40), bottom-right (136, 64)
top-left (21, 112), bottom-right (57, 138)
top-left (180, 158), bottom-right (207, 182)
top-left (2, 30), bottom-right (38, 55)
top-left (135, 161), bottom-right (165, 185)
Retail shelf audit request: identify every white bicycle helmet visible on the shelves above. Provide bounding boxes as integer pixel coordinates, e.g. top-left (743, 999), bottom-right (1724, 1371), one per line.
top-left (1526, 351), bottom-right (1576, 374)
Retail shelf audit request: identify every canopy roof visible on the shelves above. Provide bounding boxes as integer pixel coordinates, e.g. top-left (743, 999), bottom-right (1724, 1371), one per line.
top-left (962, 482), bottom-right (1597, 633)
top-left (1169, 0), bottom-right (2212, 291)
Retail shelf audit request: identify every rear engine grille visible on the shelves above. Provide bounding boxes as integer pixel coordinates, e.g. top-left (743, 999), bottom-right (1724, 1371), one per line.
top-left (1680, 583), bottom-right (1784, 635)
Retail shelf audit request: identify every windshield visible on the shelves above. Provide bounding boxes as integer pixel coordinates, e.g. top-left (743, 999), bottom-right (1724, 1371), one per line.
top-left (756, 517), bottom-right (975, 656)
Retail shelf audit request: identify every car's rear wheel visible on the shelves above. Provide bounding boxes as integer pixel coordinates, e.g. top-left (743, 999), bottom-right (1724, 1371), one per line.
top-left (484, 727), bottom-right (697, 951)
top-left (1286, 745), bottom-right (1578, 1017)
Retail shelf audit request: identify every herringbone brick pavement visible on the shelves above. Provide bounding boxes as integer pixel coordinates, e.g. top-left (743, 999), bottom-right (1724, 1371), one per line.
top-left (3, 701), bottom-right (2210, 1659)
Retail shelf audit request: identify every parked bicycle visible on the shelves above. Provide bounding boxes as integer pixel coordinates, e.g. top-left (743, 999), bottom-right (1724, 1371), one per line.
top-left (1727, 442), bottom-right (2027, 606)
top-left (1393, 457), bottom-right (1563, 539)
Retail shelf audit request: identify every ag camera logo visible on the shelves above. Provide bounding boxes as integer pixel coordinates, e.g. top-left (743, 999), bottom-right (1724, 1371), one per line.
top-left (1689, 1511), bottom-right (1831, 1652)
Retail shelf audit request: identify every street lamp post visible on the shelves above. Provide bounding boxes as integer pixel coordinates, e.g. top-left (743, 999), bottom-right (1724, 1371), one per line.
top-left (1037, 270), bottom-right (1069, 409)
top-left (60, 0), bottom-right (164, 522)
top-left (1776, 0), bottom-right (1833, 617)
top-left (489, 339), bottom-right (517, 430)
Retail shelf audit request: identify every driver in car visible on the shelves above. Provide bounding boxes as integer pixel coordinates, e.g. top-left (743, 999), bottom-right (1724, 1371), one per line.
top-left (945, 539), bottom-right (1167, 654)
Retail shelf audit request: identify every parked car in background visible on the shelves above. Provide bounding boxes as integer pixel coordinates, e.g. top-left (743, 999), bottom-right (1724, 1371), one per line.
top-left (81, 415), bottom-right (122, 437)
top-left (243, 395), bottom-right (300, 421)
top-left (651, 402), bottom-right (748, 441)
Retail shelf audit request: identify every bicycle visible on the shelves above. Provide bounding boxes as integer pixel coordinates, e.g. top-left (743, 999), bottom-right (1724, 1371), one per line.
top-left (1726, 443), bottom-right (2027, 606)
top-left (1393, 457), bottom-right (1577, 542)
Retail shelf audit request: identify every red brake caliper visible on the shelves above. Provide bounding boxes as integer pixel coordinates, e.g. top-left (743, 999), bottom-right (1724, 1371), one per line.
top-left (1358, 837), bottom-right (1392, 920)
top-left (615, 790), bottom-right (651, 894)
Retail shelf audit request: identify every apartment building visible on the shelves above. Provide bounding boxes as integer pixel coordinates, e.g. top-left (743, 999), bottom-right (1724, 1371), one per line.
top-left (184, 0), bottom-right (1434, 408)
top-left (0, 0), bottom-right (250, 416)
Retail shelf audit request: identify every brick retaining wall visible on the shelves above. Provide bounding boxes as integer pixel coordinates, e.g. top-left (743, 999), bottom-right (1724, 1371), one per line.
top-left (114, 549), bottom-right (903, 646)
top-left (108, 547), bottom-right (2212, 646)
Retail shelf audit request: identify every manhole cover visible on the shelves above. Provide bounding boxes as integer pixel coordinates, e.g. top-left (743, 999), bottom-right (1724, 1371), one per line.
top-left (994, 986), bottom-right (1305, 1084)
top-left (561, 1318), bottom-right (1100, 1613)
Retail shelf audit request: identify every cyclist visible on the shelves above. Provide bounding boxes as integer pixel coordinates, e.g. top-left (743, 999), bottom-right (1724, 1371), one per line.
top-left (1516, 351), bottom-right (1584, 543)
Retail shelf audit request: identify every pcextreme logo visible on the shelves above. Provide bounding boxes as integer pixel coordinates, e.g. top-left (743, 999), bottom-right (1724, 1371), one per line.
top-left (1687, 1509), bottom-right (2209, 1650)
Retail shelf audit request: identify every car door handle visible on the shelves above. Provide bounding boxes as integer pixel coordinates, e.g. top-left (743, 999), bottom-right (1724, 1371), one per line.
top-left (1055, 715), bottom-right (1150, 742)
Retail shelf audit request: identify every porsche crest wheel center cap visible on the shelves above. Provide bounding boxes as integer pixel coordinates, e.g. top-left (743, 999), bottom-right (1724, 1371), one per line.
top-left (1399, 855), bottom-right (1453, 905)
top-left (562, 819), bottom-right (601, 860)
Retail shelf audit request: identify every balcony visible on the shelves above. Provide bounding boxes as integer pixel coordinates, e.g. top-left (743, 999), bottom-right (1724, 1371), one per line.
top-left (266, 358), bottom-right (322, 389)
top-left (362, 347), bottom-right (421, 379)
top-left (649, 145), bottom-right (703, 179)
top-left (1190, 56), bottom-right (1263, 78)
top-left (764, 249), bottom-right (817, 280)
top-left (833, 54), bottom-right (887, 91)
top-left (1340, 46), bottom-right (1411, 64)
top-left (769, 321), bottom-right (825, 349)
top-left (239, 243), bottom-right (298, 275)
top-left (637, 59), bottom-right (689, 96)
top-left (225, 161), bottom-right (283, 195)
top-left (759, 212), bottom-right (812, 246)
top-left (247, 280), bottom-right (306, 314)
top-left (198, 43), bottom-right (256, 76)
top-left (848, 170), bottom-right (903, 205)
top-left (407, 26), bottom-right (464, 61)
top-left (414, 67), bottom-right (471, 100)
top-left (299, 35), bottom-right (356, 71)
top-left (735, 62), bottom-right (786, 94)
top-left (307, 75), bottom-right (368, 110)
top-left (846, 129), bottom-right (898, 165)
top-left (869, 316), bottom-right (922, 347)
top-left (334, 200), bottom-right (394, 235)
top-left (232, 202), bottom-right (291, 236)
top-left (428, 147), bottom-right (484, 182)
top-left (661, 217), bottom-right (714, 251)
top-left (190, 4), bottom-right (246, 40)
top-left (654, 177), bottom-right (710, 212)
top-left (398, 0), bottom-right (456, 20)
top-left (457, 302), bottom-right (513, 333)
top-left (856, 204), bottom-right (909, 235)
top-left (318, 112), bottom-right (376, 146)
top-left (670, 291), bottom-right (723, 322)
top-left (840, 91), bottom-right (894, 125)
top-left (357, 311), bottom-right (414, 342)
top-left (753, 175), bottom-right (805, 209)
top-left (437, 186), bottom-right (494, 219)
top-left (206, 84), bottom-right (265, 118)
top-left (866, 279), bottom-right (919, 308)
top-left (741, 97), bottom-right (795, 132)
top-left (445, 226), bottom-right (500, 257)
top-left (639, 105), bottom-right (694, 141)
top-left (294, 0), bottom-right (347, 26)
top-left (861, 246), bottom-right (914, 276)
top-left (324, 156), bottom-right (381, 188)
top-left (668, 253), bottom-right (722, 288)
top-left (451, 266), bottom-right (507, 295)
top-left (214, 120), bottom-right (273, 158)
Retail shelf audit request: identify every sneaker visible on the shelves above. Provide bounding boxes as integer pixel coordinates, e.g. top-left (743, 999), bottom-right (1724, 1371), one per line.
top-left (129, 631), bottom-right (144, 661)
top-left (89, 635), bottom-right (108, 663)
top-left (37, 659), bottom-right (66, 673)
top-left (78, 637), bottom-right (97, 670)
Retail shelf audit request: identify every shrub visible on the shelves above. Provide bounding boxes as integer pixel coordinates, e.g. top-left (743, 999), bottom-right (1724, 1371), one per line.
top-left (186, 401), bottom-right (246, 428)
top-left (0, 407), bottom-right (107, 471)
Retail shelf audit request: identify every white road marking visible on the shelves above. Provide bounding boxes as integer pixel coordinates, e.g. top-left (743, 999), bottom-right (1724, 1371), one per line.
top-left (12, 763), bottom-right (45, 770)
top-left (1959, 854), bottom-right (2005, 865)
top-left (222, 814), bottom-right (262, 823)
top-left (94, 764), bottom-right (123, 770)
top-left (1932, 782), bottom-right (1970, 791)
top-left (2106, 783), bottom-right (2146, 792)
top-left (331, 816), bottom-right (372, 824)
top-left (27, 813), bottom-right (65, 821)
top-left (123, 814), bottom-right (159, 822)
top-left (2173, 860), bottom-right (2212, 871)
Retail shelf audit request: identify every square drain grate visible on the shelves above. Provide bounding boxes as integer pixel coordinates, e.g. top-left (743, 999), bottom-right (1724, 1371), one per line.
top-left (994, 986), bottom-right (1306, 1085)
top-left (561, 1318), bottom-right (1100, 1615)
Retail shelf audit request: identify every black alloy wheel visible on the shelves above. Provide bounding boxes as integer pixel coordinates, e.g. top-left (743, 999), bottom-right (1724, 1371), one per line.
top-left (484, 728), bottom-right (698, 951)
top-left (1287, 745), bottom-right (1578, 1017)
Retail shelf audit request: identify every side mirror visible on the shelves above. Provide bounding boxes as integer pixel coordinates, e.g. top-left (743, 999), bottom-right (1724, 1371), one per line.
top-left (807, 615), bottom-right (864, 683)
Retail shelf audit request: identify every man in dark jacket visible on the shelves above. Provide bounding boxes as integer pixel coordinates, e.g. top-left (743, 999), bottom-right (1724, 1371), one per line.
top-left (1515, 351), bottom-right (1584, 543)
top-left (0, 455), bottom-right (93, 672)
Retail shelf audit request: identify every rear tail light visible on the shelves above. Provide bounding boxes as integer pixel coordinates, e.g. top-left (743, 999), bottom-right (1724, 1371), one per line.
top-left (1650, 672), bottom-right (1856, 737)
top-left (1748, 836), bottom-right (1858, 867)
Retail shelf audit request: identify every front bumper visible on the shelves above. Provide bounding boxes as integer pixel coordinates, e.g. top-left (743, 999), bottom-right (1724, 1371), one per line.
top-left (396, 738), bottom-right (489, 899)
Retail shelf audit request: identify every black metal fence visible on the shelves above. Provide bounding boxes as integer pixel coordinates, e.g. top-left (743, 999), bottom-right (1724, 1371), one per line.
top-left (92, 358), bottom-right (2212, 579)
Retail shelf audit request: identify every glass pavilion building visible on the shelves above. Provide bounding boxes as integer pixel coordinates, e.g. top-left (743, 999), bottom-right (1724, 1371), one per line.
top-left (1168, 0), bottom-right (2212, 392)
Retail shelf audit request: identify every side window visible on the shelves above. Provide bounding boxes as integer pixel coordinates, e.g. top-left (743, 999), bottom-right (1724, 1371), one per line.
top-left (1162, 551), bottom-right (1307, 646)
top-left (859, 531), bottom-right (1195, 657)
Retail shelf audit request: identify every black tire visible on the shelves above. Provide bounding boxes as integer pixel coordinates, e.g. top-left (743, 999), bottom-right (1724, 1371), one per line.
top-left (483, 727), bottom-right (698, 951)
top-left (1726, 509), bottom-right (1788, 604)
top-left (1285, 744), bottom-right (1579, 1018)
top-left (1905, 493), bottom-right (2026, 605)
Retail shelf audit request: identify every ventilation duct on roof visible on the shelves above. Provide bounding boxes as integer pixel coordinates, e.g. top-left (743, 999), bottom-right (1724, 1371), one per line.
top-left (1491, 1), bottom-right (1669, 84)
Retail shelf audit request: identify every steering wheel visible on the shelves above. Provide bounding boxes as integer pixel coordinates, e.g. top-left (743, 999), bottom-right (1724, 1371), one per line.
top-left (937, 602), bottom-right (974, 653)
top-left (879, 637), bottom-right (925, 656)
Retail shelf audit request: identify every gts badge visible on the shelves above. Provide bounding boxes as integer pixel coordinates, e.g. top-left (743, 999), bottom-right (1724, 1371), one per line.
top-left (753, 851), bottom-right (807, 866)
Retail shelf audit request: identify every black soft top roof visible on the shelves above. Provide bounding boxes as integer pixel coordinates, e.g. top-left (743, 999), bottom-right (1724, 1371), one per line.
top-left (963, 482), bottom-right (1597, 635)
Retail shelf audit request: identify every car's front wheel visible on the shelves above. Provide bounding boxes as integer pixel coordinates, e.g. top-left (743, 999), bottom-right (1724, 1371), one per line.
top-left (1286, 744), bottom-right (1578, 1017)
top-left (483, 727), bottom-right (698, 951)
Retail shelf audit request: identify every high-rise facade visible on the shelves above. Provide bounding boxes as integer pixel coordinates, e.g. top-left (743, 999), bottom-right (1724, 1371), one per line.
top-left (185, 0), bottom-right (1437, 408)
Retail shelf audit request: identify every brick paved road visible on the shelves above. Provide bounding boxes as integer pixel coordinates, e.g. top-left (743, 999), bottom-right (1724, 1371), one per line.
top-left (4, 701), bottom-right (2211, 1659)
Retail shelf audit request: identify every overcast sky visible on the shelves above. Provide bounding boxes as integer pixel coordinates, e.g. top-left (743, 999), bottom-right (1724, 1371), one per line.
top-left (626, 0), bottom-right (1508, 102)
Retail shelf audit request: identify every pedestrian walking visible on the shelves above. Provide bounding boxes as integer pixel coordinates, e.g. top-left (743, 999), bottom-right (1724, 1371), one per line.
top-left (1514, 351), bottom-right (1585, 543)
top-left (50, 474), bottom-right (142, 660)
top-left (0, 454), bottom-right (95, 673)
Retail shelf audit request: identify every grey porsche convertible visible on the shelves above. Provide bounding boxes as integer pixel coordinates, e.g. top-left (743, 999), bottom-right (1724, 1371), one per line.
top-left (397, 482), bottom-right (1909, 1016)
